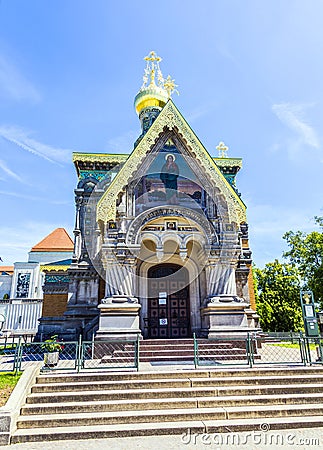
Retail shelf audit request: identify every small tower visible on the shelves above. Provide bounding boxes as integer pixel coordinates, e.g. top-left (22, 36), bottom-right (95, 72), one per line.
top-left (134, 51), bottom-right (177, 142)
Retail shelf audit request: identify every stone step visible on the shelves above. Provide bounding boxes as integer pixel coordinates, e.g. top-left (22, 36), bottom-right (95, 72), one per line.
top-left (36, 366), bottom-right (323, 384)
top-left (117, 348), bottom-right (245, 357)
top-left (26, 387), bottom-right (220, 404)
top-left (31, 374), bottom-right (323, 394)
top-left (36, 370), bottom-right (208, 384)
top-left (217, 383), bottom-right (323, 397)
top-left (16, 404), bottom-right (323, 430)
top-left (113, 355), bottom-right (254, 364)
top-left (11, 421), bottom-right (205, 443)
top-left (21, 392), bottom-right (323, 415)
top-left (105, 355), bottom-right (247, 363)
top-left (140, 339), bottom-right (247, 348)
top-left (14, 366), bottom-right (323, 443)
top-left (12, 416), bottom-right (323, 443)
top-left (26, 383), bottom-right (323, 404)
top-left (17, 407), bottom-right (228, 429)
top-left (141, 339), bottom-right (196, 345)
top-left (136, 343), bottom-right (235, 349)
top-left (31, 378), bottom-right (192, 394)
top-left (189, 374), bottom-right (323, 387)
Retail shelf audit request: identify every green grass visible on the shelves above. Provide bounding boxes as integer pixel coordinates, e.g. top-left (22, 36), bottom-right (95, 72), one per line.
top-left (0, 372), bottom-right (21, 406)
top-left (270, 342), bottom-right (317, 350)
top-left (0, 344), bottom-right (17, 355)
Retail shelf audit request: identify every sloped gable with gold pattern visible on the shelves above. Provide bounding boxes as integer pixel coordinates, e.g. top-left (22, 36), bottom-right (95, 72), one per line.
top-left (97, 100), bottom-right (246, 224)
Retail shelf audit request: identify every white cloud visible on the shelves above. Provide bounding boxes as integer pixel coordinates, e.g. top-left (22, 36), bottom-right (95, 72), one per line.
top-left (0, 160), bottom-right (24, 183)
top-left (0, 190), bottom-right (45, 202)
top-left (0, 54), bottom-right (41, 103)
top-left (0, 126), bottom-right (73, 164)
top-left (106, 130), bottom-right (138, 153)
top-left (215, 42), bottom-right (237, 65)
top-left (0, 190), bottom-right (72, 205)
top-left (272, 103), bottom-right (320, 158)
top-left (186, 105), bottom-right (212, 123)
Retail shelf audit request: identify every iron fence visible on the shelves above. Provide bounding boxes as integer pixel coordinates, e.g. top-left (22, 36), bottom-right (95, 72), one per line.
top-left (193, 334), bottom-right (323, 368)
top-left (80, 338), bottom-right (139, 371)
top-left (0, 341), bottom-right (18, 372)
top-left (303, 337), bottom-right (323, 365)
top-left (193, 334), bottom-right (252, 368)
top-left (0, 333), bottom-right (323, 373)
top-left (249, 335), bottom-right (306, 366)
top-left (16, 340), bottom-right (79, 372)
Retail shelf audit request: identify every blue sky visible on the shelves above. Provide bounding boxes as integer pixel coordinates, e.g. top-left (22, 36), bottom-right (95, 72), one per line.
top-left (0, 0), bottom-right (322, 266)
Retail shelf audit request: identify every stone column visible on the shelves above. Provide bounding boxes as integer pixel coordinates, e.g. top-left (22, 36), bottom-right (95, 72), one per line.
top-left (73, 190), bottom-right (83, 262)
top-left (206, 261), bottom-right (237, 297)
top-left (201, 245), bottom-right (259, 337)
top-left (96, 250), bottom-right (141, 341)
top-left (105, 256), bottom-right (136, 297)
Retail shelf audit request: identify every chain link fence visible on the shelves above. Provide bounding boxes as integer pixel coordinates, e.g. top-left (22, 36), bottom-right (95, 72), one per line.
top-left (194, 336), bottom-right (252, 367)
top-left (250, 335), bottom-right (306, 366)
top-left (0, 337), bottom-right (140, 373)
top-left (0, 333), bottom-right (323, 372)
top-left (80, 339), bottom-right (139, 370)
top-left (303, 337), bottom-right (323, 365)
top-left (16, 341), bottom-right (79, 372)
top-left (0, 342), bottom-right (18, 372)
top-left (194, 333), bottom-right (323, 368)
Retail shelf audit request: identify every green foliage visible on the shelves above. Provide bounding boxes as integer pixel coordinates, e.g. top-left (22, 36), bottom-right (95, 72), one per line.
top-left (283, 216), bottom-right (323, 306)
top-left (254, 260), bottom-right (303, 332)
top-left (41, 335), bottom-right (62, 353)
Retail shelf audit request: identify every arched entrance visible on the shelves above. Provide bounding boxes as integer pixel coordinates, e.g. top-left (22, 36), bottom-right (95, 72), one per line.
top-left (147, 263), bottom-right (191, 338)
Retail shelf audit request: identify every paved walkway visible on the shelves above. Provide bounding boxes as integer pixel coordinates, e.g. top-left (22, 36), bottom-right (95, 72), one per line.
top-left (1, 428), bottom-right (323, 450)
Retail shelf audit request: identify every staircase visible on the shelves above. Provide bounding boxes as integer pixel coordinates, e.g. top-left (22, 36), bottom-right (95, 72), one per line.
top-left (11, 366), bottom-right (323, 443)
top-left (101, 338), bottom-right (251, 364)
top-left (141, 338), bottom-right (247, 362)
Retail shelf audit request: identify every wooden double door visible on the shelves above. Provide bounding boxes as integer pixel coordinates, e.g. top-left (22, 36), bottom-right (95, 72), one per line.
top-left (147, 264), bottom-right (191, 339)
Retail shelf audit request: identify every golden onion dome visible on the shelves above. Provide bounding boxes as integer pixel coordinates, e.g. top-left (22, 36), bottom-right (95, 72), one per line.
top-left (134, 51), bottom-right (178, 116)
top-left (134, 84), bottom-right (168, 115)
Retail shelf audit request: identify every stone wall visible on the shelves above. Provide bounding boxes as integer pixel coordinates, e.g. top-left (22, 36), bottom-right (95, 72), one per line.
top-left (42, 293), bottom-right (68, 317)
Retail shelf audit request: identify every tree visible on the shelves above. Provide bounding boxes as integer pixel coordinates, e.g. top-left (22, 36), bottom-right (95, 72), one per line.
top-left (254, 260), bottom-right (303, 332)
top-left (283, 216), bottom-right (323, 306)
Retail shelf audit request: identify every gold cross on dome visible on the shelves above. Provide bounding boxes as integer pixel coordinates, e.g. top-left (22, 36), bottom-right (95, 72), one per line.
top-left (144, 51), bottom-right (162, 63)
top-left (142, 51), bottom-right (163, 87)
top-left (216, 141), bottom-right (229, 158)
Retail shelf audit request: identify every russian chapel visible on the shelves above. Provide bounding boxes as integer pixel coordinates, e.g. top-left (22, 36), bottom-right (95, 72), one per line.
top-left (38, 52), bottom-right (259, 341)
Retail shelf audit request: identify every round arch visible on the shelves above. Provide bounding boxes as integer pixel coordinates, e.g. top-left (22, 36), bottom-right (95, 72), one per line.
top-left (137, 254), bottom-right (202, 338)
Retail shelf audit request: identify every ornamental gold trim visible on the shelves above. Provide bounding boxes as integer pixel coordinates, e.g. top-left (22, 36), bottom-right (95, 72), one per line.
top-left (72, 153), bottom-right (129, 164)
top-left (97, 100), bottom-right (246, 224)
top-left (214, 158), bottom-right (243, 168)
top-left (40, 265), bottom-right (70, 272)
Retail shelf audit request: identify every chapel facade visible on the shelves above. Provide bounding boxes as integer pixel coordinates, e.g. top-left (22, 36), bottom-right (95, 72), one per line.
top-left (38, 52), bottom-right (259, 341)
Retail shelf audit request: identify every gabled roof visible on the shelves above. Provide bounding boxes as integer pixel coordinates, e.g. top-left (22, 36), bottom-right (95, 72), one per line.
top-left (31, 228), bottom-right (74, 252)
top-left (0, 266), bottom-right (14, 275)
top-left (97, 100), bottom-right (246, 224)
top-left (43, 258), bottom-right (73, 266)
